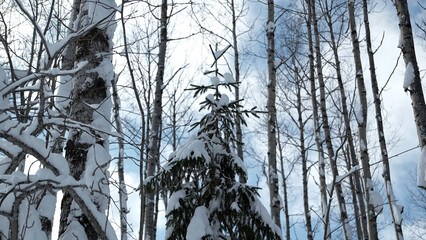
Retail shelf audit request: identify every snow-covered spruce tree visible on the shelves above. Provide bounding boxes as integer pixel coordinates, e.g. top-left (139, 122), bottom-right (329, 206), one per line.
top-left (146, 49), bottom-right (282, 240)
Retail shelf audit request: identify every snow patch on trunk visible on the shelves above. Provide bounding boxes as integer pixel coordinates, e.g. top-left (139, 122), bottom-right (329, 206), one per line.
top-left (386, 181), bottom-right (404, 225)
top-left (0, 66), bottom-right (9, 111)
top-left (418, 148), bottom-right (426, 188)
top-left (59, 220), bottom-right (89, 240)
top-left (81, 0), bottom-right (117, 40)
top-left (266, 21), bottom-right (276, 33)
top-left (85, 144), bottom-right (111, 212)
top-left (369, 190), bottom-right (384, 214)
top-left (403, 62), bottom-right (415, 90)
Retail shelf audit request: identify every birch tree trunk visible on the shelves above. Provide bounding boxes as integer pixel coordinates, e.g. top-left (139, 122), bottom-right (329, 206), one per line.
top-left (311, 1), bottom-right (352, 239)
top-left (277, 124), bottom-right (290, 240)
top-left (230, 0), bottom-right (245, 183)
top-left (363, 0), bottom-right (404, 238)
top-left (58, 0), bottom-right (117, 239)
top-left (394, 0), bottom-right (426, 189)
top-left (305, 1), bottom-right (330, 237)
top-left (294, 59), bottom-right (313, 240)
top-left (266, 0), bottom-right (282, 230)
top-left (322, 1), bottom-right (367, 238)
top-left (344, 147), bottom-right (364, 240)
top-left (112, 75), bottom-right (128, 240)
top-left (346, 0), bottom-right (378, 239)
top-left (144, 1), bottom-right (168, 239)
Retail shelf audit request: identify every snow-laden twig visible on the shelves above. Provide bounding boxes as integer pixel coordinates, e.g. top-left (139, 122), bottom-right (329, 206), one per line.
top-left (0, 119), bottom-right (117, 240)
top-left (44, 117), bottom-right (120, 138)
top-left (0, 61), bottom-right (88, 96)
top-left (335, 165), bottom-right (360, 184)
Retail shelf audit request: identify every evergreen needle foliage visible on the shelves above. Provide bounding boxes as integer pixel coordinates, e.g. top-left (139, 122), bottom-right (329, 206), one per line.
top-left (146, 47), bottom-right (282, 240)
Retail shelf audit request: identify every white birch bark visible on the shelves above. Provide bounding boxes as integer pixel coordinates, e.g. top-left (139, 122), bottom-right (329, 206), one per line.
top-left (304, 1), bottom-right (330, 237)
top-left (294, 59), bottom-right (313, 240)
top-left (322, 1), bottom-right (367, 238)
top-left (266, 0), bottom-right (282, 231)
top-left (346, 0), bottom-right (378, 239)
top-left (144, 1), bottom-right (168, 239)
top-left (363, 0), bottom-right (404, 238)
top-left (277, 125), bottom-right (290, 240)
top-left (112, 75), bottom-right (128, 240)
top-left (394, 0), bottom-right (426, 190)
top-left (311, 0), bottom-right (352, 239)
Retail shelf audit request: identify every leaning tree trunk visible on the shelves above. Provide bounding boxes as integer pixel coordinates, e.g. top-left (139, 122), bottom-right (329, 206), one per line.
top-left (347, 0), bottom-right (378, 239)
top-left (322, 2), bottom-right (367, 238)
top-left (394, 0), bottom-right (426, 189)
top-left (266, 0), bottom-right (282, 230)
top-left (311, 0), bottom-right (352, 239)
top-left (363, 0), bottom-right (404, 238)
top-left (58, 0), bottom-right (117, 239)
top-left (305, 1), bottom-right (330, 237)
top-left (144, 1), bottom-right (168, 239)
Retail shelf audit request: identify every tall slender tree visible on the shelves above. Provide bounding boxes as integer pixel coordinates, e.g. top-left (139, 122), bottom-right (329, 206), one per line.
top-left (394, 0), bottom-right (426, 189)
top-left (312, 0), bottom-right (353, 238)
top-left (276, 123), bottom-right (291, 240)
top-left (112, 74), bottom-right (128, 240)
top-left (362, 0), bottom-right (404, 238)
top-left (230, 0), bottom-right (246, 183)
top-left (346, 0), bottom-right (379, 238)
top-left (266, 0), bottom-right (282, 230)
top-left (294, 58), bottom-right (313, 240)
top-left (321, 0), bottom-right (367, 238)
top-left (304, 0), bottom-right (330, 237)
top-left (145, 1), bottom-right (168, 239)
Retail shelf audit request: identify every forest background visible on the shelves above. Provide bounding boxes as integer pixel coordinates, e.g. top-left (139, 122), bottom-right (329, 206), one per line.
top-left (0, 0), bottom-right (425, 239)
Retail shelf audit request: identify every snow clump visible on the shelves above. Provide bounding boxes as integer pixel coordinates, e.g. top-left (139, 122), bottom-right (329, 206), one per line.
top-left (186, 206), bottom-right (213, 240)
top-left (403, 62), bottom-right (415, 90)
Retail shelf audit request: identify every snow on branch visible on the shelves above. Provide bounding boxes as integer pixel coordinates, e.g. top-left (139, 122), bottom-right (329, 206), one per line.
top-left (0, 61), bottom-right (88, 97)
top-left (69, 188), bottom-right (118, 240)
top-left (0, 118), bottom-right (117, 239)
top-left (327, 165), bottom-right (360, 194)
top-left (335, 165), bottom-right (360, 183)
top-left (44, 117), bottom-right (120, 139)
